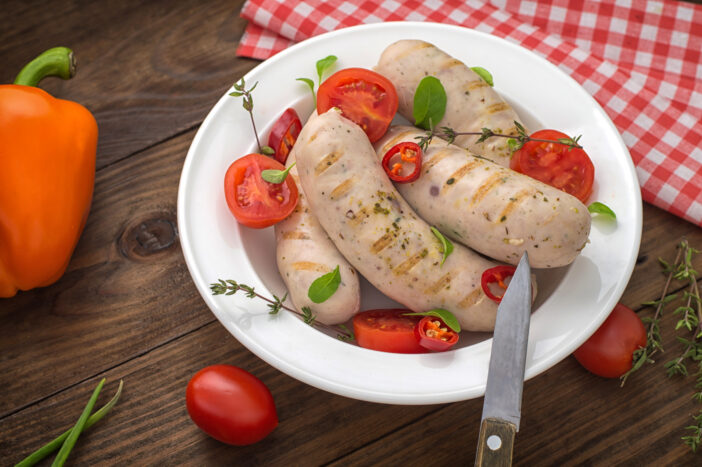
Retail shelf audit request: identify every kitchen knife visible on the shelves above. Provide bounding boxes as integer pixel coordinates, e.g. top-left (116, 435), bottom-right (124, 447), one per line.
top-left (475, 252), bottom-right (532, 467)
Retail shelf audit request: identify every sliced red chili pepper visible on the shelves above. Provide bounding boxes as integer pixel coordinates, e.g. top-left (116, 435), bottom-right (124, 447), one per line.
top-left (382, 142), bottom-right (422, 183)
top-left (481, 265), bottom-right (517, 303)
top-left (414, 316), bottom-right (459, 352)
top-left (267, 108), bottom-right (302, 164)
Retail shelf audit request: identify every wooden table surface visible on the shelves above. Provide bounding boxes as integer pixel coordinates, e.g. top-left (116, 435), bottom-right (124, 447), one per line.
top-left (2, 1), bottom-right (701, 465)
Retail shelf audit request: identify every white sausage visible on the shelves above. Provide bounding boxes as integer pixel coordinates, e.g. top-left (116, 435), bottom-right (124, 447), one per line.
top-left (375, 39), bottom-right (525, 167)
top-left (295, 109), bottom-right (516, 332)
top-left (275, 148), bottom-right (361, 325)
top-left (375, 126), bottom-right (591, 268)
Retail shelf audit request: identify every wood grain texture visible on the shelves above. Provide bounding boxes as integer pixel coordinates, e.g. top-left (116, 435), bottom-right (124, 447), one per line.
top-left (1, 0), bottom-right (702, 465)
top-left (0, 0), bottom-right (256, 170)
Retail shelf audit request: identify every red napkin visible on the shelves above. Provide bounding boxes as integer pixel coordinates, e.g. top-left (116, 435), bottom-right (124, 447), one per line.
top-left (237, 0), bottom-right (702, 227)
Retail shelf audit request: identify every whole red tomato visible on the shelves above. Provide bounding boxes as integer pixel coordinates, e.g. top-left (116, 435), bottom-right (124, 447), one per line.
top-left (573, 304), bottom-right (646, 378)
top-left (186, 365), bottom-right (278, 445)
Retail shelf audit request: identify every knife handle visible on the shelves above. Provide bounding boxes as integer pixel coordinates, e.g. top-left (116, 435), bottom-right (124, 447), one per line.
top-left (474, 418), bottom-right (516, 467)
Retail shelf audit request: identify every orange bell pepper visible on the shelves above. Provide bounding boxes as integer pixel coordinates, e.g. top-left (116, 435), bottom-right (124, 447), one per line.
top-left (0, 47), bottom-right (97, 297)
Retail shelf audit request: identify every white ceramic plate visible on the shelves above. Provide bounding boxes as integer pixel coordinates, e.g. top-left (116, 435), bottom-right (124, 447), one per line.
top-left (177, 22), bottom-right (642, 404)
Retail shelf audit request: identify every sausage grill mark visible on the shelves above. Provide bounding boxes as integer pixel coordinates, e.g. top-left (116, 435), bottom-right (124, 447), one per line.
top-left (392, 251), bottom-right (426, 276)
top-left (423, 148), bottom-right (452, 171)
top-left (486, 102), bottom-right (510, 114)
top-left (347, 206), bottom-right (370, 227)
top-left (315, 151), bottom-right (342, 175)
top-left (470, 172), bottom-right (505, 207)
top-left (330, 177), bottom-right (356, 200)
top-left (292, 261), bottom-right (330, 273)
top-left (282, 231), bottom-right (311, 240)
top-left (497, 188), bottom-right (532, 222)
top-left (459, 288), bottom-right (482, 308)
top-left (423, 272), bottom-right (452, 295)
top-left (441, 160), bottom-right (480, 195)
top-left (370, 232), bottom-right (396, 254)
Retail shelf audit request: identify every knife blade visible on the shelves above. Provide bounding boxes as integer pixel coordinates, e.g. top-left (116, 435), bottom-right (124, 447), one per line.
top-left (475, 252), bottom-right (532, 467)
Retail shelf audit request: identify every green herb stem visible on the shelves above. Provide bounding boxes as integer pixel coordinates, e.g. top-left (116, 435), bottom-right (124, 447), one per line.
top-left (211, 279), bottom-right (353, 340)
top-left (50, 379), bottom-right (105, 467)
top-left (16, 380), bottom-right (123, 467)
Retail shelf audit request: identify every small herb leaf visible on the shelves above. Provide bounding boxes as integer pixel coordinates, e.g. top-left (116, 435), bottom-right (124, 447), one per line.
top-left (261, 145), bottom-right (275, 156)
top-left (413, 76), bottom-right (447, 131)
top-left (403, 308), bottom-right (461, 333)
top-left (316, 55), bottom-right (338, 84)
top-left (296, 77), bottom-right (316, 106)
top-left (261, 162), bottom-right (295, 184)
top-left (308, 265), bottom-right (341, 303)
top-left (470, 66), bottom-right (494, 87)
top-left (431, 226), bottom-right (454, 266)
top-left (588, 201), bottom-right (617, 220)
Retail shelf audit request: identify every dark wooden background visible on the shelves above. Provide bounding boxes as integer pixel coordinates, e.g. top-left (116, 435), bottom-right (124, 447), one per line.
top-left (1, 0), bottom-right (701, 465)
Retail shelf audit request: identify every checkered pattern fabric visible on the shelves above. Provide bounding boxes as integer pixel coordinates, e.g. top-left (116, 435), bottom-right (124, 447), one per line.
top-left (237, 0), bottom-right (702, 226)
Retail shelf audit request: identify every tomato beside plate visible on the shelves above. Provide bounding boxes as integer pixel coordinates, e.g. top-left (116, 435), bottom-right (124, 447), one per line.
top-left (353, 309), bottom-right (427, 354)
top-left (317, 67), bottom-right (398, 143)
top-left (186, 365), bottom-right (278, 446)
top-left (573, 303), bottom-right (646, 378)
top-left (224, 153), bottom-right (298, 229)
top-left (510, 129), bottom-right (595, 203)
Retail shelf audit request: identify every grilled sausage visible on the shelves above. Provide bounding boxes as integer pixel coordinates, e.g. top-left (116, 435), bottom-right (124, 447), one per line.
top-left (275, 148), bottom-right (361, 325)
top-left (375, 126), bottom-right (591, 268)
top-left (294, 109), bottom-right (522, 331)
top-left (375, 39), bottom-right (524, 167)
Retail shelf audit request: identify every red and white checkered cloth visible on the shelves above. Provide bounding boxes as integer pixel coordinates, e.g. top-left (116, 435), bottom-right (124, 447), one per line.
top-left (237, 0), bottom-right (702, 227)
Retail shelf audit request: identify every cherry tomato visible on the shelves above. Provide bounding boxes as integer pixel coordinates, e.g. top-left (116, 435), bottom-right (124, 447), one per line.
top-left (415, 316), bottom-right (459, 352)
top-left (186, 365), bottom-right (278, 446)
top-left (224, 153), bottom-right (298, 229)
top-left (382, 142), bottom-right (422, 183)
top-left (510, 129), bottom-right (595, 203)
top-left (573, 304), bottom-right (647, 378)
top-left (353, 309), bottom-right (427, 354)
top-left (267, 108), bottom-right (301, 164)
top-left (481, 265), bottom-right (517, 303)
top-left (317, 67), bottom-right (399, 143)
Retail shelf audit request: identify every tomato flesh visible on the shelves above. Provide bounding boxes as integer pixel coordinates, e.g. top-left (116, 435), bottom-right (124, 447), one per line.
top-left (317, 67), bottom-right (399, 143)
top-left (186, 365), bottom-right (278, 446)
top-left (267, 108), bottom-right (301, 164)
top-left (353, 309), bottom-right (427, 354)
top-left (510, 129), bottom-right (595, 203)
top-left (224, 153), bottom-right (298, 229)
top-left (573, 304), bottom-right (647, 378)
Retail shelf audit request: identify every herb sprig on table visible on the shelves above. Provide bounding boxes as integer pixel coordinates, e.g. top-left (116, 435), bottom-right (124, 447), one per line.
top-left (620, 239), bottom-right (702, 451)
top-left (211, 279), bottom-right (354, 341)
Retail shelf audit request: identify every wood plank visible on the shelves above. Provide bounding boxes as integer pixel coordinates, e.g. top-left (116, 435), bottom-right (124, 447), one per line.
top-left (0, 130), bottom-right (210, 416)
top-left (1, 322), bottom-right (437, 465)
top-left (0, 0), bottom-right (256, 169)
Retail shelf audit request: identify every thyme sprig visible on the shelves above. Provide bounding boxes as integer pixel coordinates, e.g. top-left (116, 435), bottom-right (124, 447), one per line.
top-left (229, 78), bottom-right (274, 156)
top-left (620, 239), bottom-right (702, 451)
top-left (415, 120), bottom-right (583, 153)
top-left (210, 279), bottom-right (354, 341)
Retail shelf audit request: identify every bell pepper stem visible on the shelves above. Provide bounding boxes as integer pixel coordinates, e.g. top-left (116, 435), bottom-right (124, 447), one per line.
top-left (14, 47), bottom-right (76, 87)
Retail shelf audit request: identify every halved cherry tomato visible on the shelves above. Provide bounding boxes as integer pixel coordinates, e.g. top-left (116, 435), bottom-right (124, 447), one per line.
top-left (573, 303), bottom-right (647, 378)
top-left (481, 265), bottom-right (517, 303)
top-left (382, 142), bottom-right (422, 183)
top-left (267, 108), bottom-right (301, 164)
top-left (510, 129), bottom-right (595, 203)
top-left (415, 316), bottom-right (459, 352)
top-left (186, 365), bottom-right (278, 446)
top-left (224, 153), bottom-right (298, 229)
top-left (353, 309), bottom-right (427, 354)
top-left (317, 67), bottom-right (399, 143)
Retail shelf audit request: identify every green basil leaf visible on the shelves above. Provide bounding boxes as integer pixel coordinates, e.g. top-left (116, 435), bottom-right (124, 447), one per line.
top-left (261, 162), bottom-right (295, 184)
top-left (413, 76), bottom-right (447, 130)
top-left (316, 55), bottom-right (337, 84)
top-left (261, 145), bottom-right (275, 156)
top-left (470, 66), bottom-right (494, 87)
top-left (307, 265), bottom-right (341, 303)
top-left (431, 226), bottom-right (454, 266)
top-left (296, 77), bottom-right (316, 106)
top-left (403, 308), bottom-right (461, 333)
top-left (588, 201), bottom-right (617, 220)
